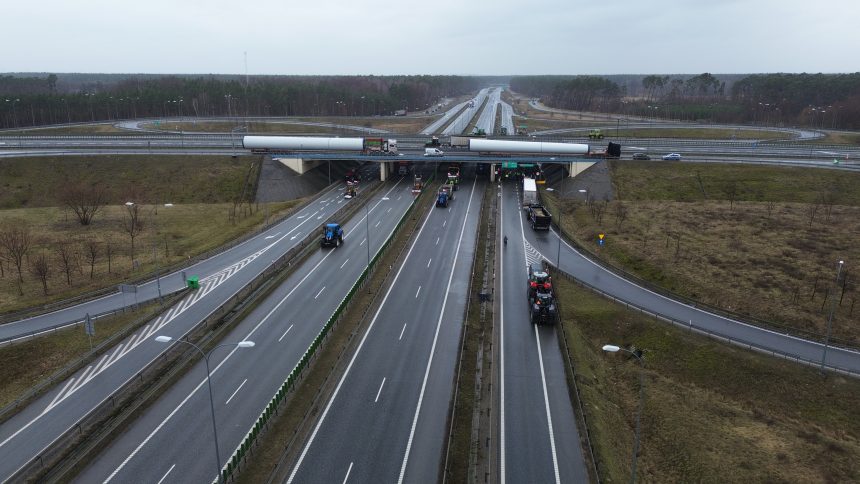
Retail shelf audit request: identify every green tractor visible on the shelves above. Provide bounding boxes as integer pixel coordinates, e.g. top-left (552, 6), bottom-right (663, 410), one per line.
top-left (588, 129), bottom-right (604, 139)
top-left (473, 127), bottom-right (487, 136)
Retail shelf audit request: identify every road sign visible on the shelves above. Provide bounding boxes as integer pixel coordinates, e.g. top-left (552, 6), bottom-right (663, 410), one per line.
top-left (502, 162), bottom-right (518, 169)
top-left (84, 313), bottom-right (94, 336)
top-left (598, 233), bottom-right (605, 240)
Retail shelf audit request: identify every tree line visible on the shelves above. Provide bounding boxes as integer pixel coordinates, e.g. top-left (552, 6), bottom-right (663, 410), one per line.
top-left (510, 73), bottom-right (860, 129)
top-left (0, 74), bottom-right (481, 129)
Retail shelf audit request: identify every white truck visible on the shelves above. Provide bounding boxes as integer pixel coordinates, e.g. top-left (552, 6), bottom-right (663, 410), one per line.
top-left (522, 177), bottom-right (538, 208)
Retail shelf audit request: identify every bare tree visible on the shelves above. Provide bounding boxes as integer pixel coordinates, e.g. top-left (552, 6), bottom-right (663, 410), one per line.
top-left (0, 222), bottom-right (32, 294)
top-left (614, 202), bottom-right (628, 229)
top-left (725, 180), bottom-right (739, 211)
top-left (84, 238), bottom-right (100, 279)
top-left (121, 203), bottom-right (145, 269)
top-left (806, 202), bottom-right (820, 226)
top-left (765, 200), bottom-right (776, 219)
top-left (55, 240), bottom-right (78, 287)
top-left (104, 235), bottom-right (114, 274)
top-left (29, 251), bottom-right (50, 296)
top-left (60, 181), bottom-right (107, 226)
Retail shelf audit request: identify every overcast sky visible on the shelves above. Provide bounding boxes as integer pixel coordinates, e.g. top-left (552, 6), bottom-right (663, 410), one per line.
top-left (4, 0), bottom-right (859, 75)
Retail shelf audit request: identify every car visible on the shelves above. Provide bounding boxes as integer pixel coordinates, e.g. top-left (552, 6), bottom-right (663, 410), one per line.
top-left (662, 153), bottom-right (682, 161)
top-left (632, 152), bottom-right (650, 160)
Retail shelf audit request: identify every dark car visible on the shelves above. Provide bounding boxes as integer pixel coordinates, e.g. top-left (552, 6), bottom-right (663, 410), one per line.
top-left (632, 152), bottom-right (650, 160)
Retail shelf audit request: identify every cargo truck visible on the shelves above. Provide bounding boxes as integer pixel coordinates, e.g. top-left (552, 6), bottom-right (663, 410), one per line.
top-left (526, 204), bottom-right (552, 230)
top-left (522, 177), bottom-right (539, 208)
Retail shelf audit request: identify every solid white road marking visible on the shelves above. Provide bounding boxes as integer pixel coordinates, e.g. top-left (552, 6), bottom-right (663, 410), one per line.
top-left (375, 221), bottom-right (381, 228)
top-left (156, 464), bottom-right (176, 484)
top-left (399, 323), bottom-right (407, 341)
top-left (415, 286), bottom-right (421, 298)
top-left (278, 324), bottom-right (294, 342)
top-left (225, 379), bottom-right (248, 405)
top-left (500, 183), bottom-right (507, 484)
top-left (387, 207), bottom-right (392, 213)
top-left (287, 188), bottom-right (439, 484)
top-left (340, 258), bottom-right (350, 269)
top-left (374, 377), bottom-right (386, 403)
top-left (314, 287), bottom-right (326, 299)
top-left (398, 176), bottom-right (478, 483)
top-left (442, 220), bottom-right (447, 228)
top-left (291, 232), bottom-right (301, 240)
top-left (342, 462), bottom-right (354, 484)
top-left (534, 325), bottom-right (561, 484)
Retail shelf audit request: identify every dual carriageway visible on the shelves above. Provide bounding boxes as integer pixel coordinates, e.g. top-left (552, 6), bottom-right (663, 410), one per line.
top-left (1, 89), bottom-right (860, 482)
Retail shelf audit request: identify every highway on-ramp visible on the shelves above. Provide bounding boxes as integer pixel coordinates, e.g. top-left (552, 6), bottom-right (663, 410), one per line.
top-left (522, 199), bottom-right (860, 374)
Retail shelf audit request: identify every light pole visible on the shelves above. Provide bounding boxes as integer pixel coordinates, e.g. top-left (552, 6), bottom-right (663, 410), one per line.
top-left (154, 336), bottom-right (255, 483)
top-left (603, 344), bottom-right (646, 484)
top-left (364, 196), bottom-right (390, 268)
top-left (821, 260), bottom-right (845, 373)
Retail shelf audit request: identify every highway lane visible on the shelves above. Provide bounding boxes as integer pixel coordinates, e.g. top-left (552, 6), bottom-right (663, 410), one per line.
top-left (442, 88), bottom-right (491, 136)
top-left (287, 170), bottom-right (483, 483)
top-left (421, 101), bottom-right (471, 135)
top-left (0, 172), bottom-right (397, 481)
top-left (0, 164), bottom-right (382, 342)
top-left (73, 178), bottom-right (420, 483)
top-left (523, 206), bottom-right (860, 374)
top-left (499, 100), bottom-right (515, 135)
top-left (474, 87), bottom-right (501, 135)
top-left (499, 180), bottom-right (588, 484)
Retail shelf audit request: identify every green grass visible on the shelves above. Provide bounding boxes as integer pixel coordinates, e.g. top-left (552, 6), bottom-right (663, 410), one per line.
top-left (0, 155), bottom-right (259, 208)
top-left (557, 278), bottom-right (860, 483)
top-left (140, 116), bottom-right (436, 134)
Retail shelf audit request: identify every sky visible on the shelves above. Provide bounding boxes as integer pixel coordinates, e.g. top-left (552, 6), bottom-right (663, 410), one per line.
top-left (4, 0), bottom-right (860, 75)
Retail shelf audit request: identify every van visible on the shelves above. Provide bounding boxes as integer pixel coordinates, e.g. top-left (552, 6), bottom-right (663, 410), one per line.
top-left (424, 148), bottom-right (444, 157)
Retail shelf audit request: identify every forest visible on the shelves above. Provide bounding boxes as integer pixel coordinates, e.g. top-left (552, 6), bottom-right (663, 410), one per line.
top-left (1, 72), bottom-right (859, 130)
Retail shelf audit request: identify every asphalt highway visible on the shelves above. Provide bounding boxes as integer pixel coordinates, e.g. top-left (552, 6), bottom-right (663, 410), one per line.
top-left (73, 176), bottom-right (420, 483)
top-left (474, 87), bottom-right (501, 134)
top-left (498, 180), bottom-right (588, 484)
top-left (0, 168), bottom-right (397, 481)
top-left (288, 170), bottom-right (484, 483)
top-left (442, 88), bottom-right (491, 136)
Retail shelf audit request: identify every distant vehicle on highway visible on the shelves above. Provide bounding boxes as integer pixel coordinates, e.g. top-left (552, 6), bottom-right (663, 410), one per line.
top-left (632, 152), bottom-right (651, 160)
top-left (424, 147), bottom-right (444, 157)
top-left (662, 153), bottom-right (682, 161)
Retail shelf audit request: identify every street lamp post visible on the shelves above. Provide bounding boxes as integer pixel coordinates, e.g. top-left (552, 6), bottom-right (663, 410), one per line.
top-left (154, 336), bottom-right (255, 483)
top-left (821, 260), bottom-right (845, 373)
top-left (602, 344), bottom-right (646, 484)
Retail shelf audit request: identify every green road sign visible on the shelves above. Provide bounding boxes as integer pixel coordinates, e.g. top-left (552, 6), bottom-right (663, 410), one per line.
top-left (502, 162), bottom-right (518, 169)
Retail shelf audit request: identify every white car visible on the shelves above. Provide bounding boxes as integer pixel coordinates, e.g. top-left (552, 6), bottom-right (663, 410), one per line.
top-left (662, 153), bottom-right (682, 161)
top-left (424, 148), bottom-right (444, 157)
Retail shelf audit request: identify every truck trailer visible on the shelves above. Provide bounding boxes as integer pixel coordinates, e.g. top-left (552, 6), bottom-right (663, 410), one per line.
top-left (522, 177), bottom-right (539, 207)
top-left (243, 136), bottom-right (398, 155)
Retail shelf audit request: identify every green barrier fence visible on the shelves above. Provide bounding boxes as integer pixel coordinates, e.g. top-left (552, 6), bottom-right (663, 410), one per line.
top-left (220, 174), bottom-right (433, 482)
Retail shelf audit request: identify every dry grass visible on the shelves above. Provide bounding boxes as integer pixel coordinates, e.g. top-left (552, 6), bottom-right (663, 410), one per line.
top-left (611, 127), bottom-right (790, 140)
top-left (0, 200), bottom-right (299, 314)
top-left (824, 132), bottom-right (860, 146)
top-left (141, 116), bottom-right (436, 134)
top-left (0, 300), bottom-right (161, 410)
top-left (558, 279), bottom-right (860, 483)
top-left (542, 161), bottom-right (860, 343)
top-left (5, 125), bottom-right (128, 135)
top-left (0, 155), bottom-right (257, 209)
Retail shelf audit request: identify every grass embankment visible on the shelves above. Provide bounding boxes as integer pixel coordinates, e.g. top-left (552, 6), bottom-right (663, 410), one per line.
top-left (610, 127), bottom-right (790, 140)
top-left (141, 116), bottom-right (435, 135)
top-left (824, 132), bottom-right (860, 145)
top-left (542, 161), bottom-right (860, 343)
top-left (237, 184), bottom-right (435, 483)
top-left (0, 155), bottom-right (304, 314)
top-left (2, 124), bottom-right (128, 135)
top-left (558, 278), bottom-right (860, 482)
top-left (0, 300), bottom-right (162, 411)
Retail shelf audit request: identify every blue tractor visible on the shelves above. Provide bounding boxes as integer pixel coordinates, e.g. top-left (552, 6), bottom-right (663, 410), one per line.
top-left (321, 223), bottom-right (344, 248)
